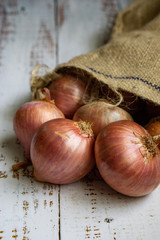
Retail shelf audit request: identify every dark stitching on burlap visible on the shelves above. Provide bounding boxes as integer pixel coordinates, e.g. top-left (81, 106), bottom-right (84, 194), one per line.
top-left (85, 66), bottom-right (160, 92)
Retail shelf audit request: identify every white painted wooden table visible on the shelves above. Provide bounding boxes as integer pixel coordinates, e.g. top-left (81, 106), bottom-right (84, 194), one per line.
top-left (1, 0), bottom-right (160, 239)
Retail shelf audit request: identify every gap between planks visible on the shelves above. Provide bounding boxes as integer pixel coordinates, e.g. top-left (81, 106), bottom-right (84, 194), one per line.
top-left (54, 0), bottom-right (61, 239)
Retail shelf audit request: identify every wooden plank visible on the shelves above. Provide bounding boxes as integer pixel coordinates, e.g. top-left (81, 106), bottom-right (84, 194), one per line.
top-left (0, 0), bottom-right (59, 239)
top-left (57, 0), bottom-right (117, 64)
top-left (57, 0), bottom-right (160, 239)
top-left (2, 0), bottom-right (160, 239)
top-left (60, 179), bottom-right (160, 240)
top-left (57, 0), bottom-right (134, 64)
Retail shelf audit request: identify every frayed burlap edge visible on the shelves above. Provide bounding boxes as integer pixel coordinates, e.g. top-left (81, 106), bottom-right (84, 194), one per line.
top-left (54, 62), bottom-right (160, 106)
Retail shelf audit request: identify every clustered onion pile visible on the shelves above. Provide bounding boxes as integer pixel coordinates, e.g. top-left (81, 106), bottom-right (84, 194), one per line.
top-left (13, 74), bottom-right (160, 197)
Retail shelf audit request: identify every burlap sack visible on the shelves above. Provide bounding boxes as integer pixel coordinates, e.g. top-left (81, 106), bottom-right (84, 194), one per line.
top-left (31, 0), bottom-right (160, 122)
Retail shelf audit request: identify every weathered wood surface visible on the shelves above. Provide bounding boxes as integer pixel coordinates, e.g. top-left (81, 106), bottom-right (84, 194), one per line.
top-left (0, 1), bottom-right (59, 239)
top-left (1, 0), bottom-right (160, 240)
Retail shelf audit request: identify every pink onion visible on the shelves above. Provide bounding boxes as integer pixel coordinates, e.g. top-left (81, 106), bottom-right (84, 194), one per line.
top-left (13, 89), bottom-right (64, 159)
top-left (30, 118), bottom-right (95, 184)
top-left (95, 120), bottom-right (160, 197)
top-left (145, 117), bottom-right (160, 148)
top-left (47, 74), bottom-right (88, 118)
top-left (73, 101), bottom-right (133, 137)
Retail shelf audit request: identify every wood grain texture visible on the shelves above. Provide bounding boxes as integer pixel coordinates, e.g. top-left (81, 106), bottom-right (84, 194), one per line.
top-left (2, 0), bottom-right (160, 240)
top-left (60, 178), bottom-right (160, 240)
top-left (0, 0), bottom-right (59, 239)
top-left (58, 0), bottom-right (119, 64)
top-left (56, 1), bottom-right (160, 240)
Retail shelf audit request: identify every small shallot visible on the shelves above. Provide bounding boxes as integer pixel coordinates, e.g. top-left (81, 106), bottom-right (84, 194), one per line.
top-left (47, 74), bottom-right (88, 118)
top-left (30, 118), bottom-right (95, 184)
top-left (73, 101), bottom-right (133, 137)
top-left (145, 117), bottom-right (160, 148)
top-left (13, 88), bottom-right (64, 159)
top-left (95, 120), bottom-right (160, 197)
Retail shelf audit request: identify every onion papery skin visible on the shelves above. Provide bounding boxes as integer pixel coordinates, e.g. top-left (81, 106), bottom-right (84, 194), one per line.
top-left (145, 118), bottom-right (160, 148)
top-left (95, 120), bottom-right (160, 197)
top-left (30, 118), bottom-right (95, 184)
top-left (73, 101), bottom-right (133, 137)
top-left (48, 74), bottom-right (88, 118)
top-left (14, 100), bottom-right (64, 159)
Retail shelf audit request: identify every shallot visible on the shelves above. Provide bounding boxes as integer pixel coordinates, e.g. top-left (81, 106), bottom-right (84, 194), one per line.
top-left (48, 74), bottom-right (88, 118)
top-left (145, 117), bottom-right (160, 148)
top-left (30, 118), bottom-right (95, 184)
top-left (13, 88), bottom-right (64, 159)
top-left (95, 120), bottom-right (160, 197)
top-left (73, 101), bottom-right (133, 137)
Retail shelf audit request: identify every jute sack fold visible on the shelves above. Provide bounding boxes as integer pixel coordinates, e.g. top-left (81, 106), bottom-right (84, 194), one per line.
top-left (31, 0), bottom-right (160, 118)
